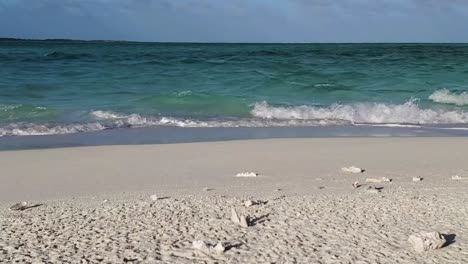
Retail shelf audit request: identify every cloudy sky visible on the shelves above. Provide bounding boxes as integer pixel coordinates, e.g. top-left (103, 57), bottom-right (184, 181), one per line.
top-left (0, 0), bottom-right (467, 42)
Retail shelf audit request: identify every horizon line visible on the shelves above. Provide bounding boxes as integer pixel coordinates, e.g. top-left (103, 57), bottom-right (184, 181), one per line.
top-left (1, 37), bottom-right (468, 45)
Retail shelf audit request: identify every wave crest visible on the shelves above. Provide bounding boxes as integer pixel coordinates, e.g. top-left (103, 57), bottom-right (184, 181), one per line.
top-left (252, 100), bottom-right (468, 124)
top-left (429, 89), bottom-right (468, 106)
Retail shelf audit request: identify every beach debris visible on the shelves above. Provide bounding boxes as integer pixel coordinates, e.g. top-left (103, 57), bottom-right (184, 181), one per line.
top-left (231, 208), bottom-right (249, 227)
top-left (192, 240), bottom-right (225, 255)
top-left (341, 166), bottom-right (365, 174)
top-left (203, 187), bottom-right (213, 191)
top-left (236, 172), bottom-right (259, 177)
top-left (213, 242), bottom-right (226, 254)
top-left (102, 199), bottom-right (109, 203)
top-left (244, 200), bottom-right (254, 207)
top-left (192, 240), bottom-right (211, 254)
top-left (150, 194), bottom-right (158, 201)
top-left (352, 182), bottom-right (361, 188)
top-left (408, 232), bottom-right (447, 253)
top-left (451, 175), bottom-right (468, 180)
top-left (9, 202), bottom-right (29, 211)
top-left (413, 177), bottom-right (423, 182)
top-left (366, 186), bottom-right (381, 194)
top-left (365, 177), bottom-right (392, 183)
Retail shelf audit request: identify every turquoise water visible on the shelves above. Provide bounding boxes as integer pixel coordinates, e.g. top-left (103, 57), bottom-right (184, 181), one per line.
top-left (1, 40), bottom-right (468, 136)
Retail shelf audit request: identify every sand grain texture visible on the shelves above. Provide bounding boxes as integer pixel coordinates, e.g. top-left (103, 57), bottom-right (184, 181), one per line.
top-left (1, 138), bottom-right (468, 263)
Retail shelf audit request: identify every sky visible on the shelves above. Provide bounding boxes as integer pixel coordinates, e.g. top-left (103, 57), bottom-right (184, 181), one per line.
top-left (1, 0), bottom-right (468, 43)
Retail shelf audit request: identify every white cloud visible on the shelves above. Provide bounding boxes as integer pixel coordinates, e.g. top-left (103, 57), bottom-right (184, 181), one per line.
top-left (1, 0), bottom-right (467, 42)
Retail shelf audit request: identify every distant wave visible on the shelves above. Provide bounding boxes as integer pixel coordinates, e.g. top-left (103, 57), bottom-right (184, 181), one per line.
top-left (45, 51), bottom-right (94, 60)
top-left (429, 89), bottom-right (468, 106)
top-left (252, 100), bottom-right (468, 124)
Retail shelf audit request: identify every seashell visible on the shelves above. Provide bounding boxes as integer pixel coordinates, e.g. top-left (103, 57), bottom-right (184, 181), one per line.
top-left (192, 240), bottom-right (225, 255)
top-left (239, 215), bottom-right (249, 228)
top-left (236, 172), bottom-right (258, 177)
top-left (244, 200), bottom-right (254, 207)
top-left (341, 166), bottom-right (365, 173)
top-left (231, 208), bottom-right (240, 224)
top-left (413, 177), bottom-right (423, 182)
top-left (150, 194), bottom-right (158, 201)
top-left (352, 182), bottom-right (360, 188)
top-left (231, 208), bottom-right (249, 227)
top-left (366, 177), bottom-right (392, 183)
top-left (192, 240), bottom-right (210, 253)
top-left (9, 201), bottom-right (29, 211)
top-left (408, 232), bottom-right (447, 253)
top-left (213, 242), bottom-right (225, 254)
top-left (451, 175), bottom-right (468, 180)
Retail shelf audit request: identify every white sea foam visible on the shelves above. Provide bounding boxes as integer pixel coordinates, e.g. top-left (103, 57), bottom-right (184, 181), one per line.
top-left (314, 83), bottom-right (334, 87)
top-left (0, 123), bottom-right (108, 137)
top-left (2, 101), bottom-right (468, 137)
top-left (429, 89), bottom-right (468, 106)
top-left (251, 100), bottom-right (468, 125)
top-left (0, 111), bottom-right (347, 137)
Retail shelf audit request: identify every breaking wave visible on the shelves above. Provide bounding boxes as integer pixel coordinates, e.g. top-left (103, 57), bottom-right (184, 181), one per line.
top-left (429, 89), bottom-right (468, 106)
top-left (252, 100), bottom-right (468, 124)
top-left (0, 110), bottom-right (350, 137)
top-left (2, 100), bottom-right (468, 137)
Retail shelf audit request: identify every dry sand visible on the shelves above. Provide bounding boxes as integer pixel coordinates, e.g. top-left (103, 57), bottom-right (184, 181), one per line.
top-left (1, 138), bottom-right (468, 263)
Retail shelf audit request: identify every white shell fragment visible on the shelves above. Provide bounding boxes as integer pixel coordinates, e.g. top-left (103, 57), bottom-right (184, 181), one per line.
top-left (413, 177), bottom-right (423, 182)
top-left (192, 240), bottom-right (226, 255)
top-left (341, 166), bottom-right (365, 173)
top-left (192, 240), bottom-right (210, 253)
top-left (365, 177), bottom-right (392, 183)
top-left (213, 242), bottom-right (225, 254)
top-left (452, 175), bottom-right (468, 180)
top-left (236, 172), bottom-right (258, 177)
top-left (9, 202), bottom-right (29, 211)
top-left (408, 232), bottom-right (447, 253)
top-left (150, 194), bottom-right (158, 201)
top-left (352, 182), bottom-right (361, 188)
top-left (231, 208), bottom-right (249, 227)
top-left (244, 200), bottom-right (254, 207)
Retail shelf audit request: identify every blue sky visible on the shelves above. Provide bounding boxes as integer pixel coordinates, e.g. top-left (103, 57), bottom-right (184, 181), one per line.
top-left (1, 0), bottom-right (467, 42)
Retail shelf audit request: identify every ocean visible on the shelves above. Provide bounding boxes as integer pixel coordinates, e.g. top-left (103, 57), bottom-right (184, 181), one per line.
top-left (1, 40), bottom-right (468, 143)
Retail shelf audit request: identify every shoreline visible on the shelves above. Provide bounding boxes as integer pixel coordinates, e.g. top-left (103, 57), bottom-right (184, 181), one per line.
top-left (1, 125), bottom-right (468, 151)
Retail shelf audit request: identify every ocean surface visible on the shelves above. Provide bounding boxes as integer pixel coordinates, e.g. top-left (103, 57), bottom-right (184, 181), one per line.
top-left (1, 40), bottom-right (468, 139)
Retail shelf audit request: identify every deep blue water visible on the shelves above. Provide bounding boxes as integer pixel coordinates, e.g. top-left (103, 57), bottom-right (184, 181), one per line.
top-left (1, 40), bottom-right (468, 137)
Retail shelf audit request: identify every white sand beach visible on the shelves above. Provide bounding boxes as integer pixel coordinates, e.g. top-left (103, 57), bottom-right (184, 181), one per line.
top-left (1, 138), bottom-right (468, 263)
